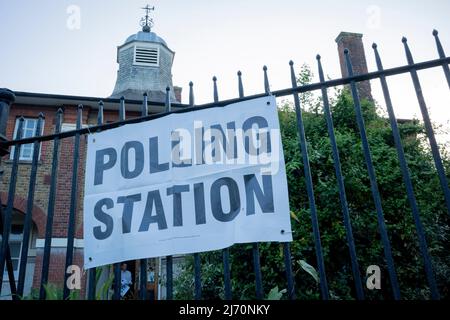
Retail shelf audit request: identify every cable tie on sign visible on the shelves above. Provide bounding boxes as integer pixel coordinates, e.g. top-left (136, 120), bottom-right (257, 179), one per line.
top-left (84, 125), bottom-right (97, 144)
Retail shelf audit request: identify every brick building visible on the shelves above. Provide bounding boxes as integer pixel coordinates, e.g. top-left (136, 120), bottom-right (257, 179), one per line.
top-left (0, 26), bottom-right (370, 299)
top-left (0, 18), bottom-right (186, 299)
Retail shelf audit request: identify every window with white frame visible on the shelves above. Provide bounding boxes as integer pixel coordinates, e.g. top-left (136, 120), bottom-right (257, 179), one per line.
top-left (61, 123), bottom-right (89, 133)
top-left (0, 211), bottom-right (37, 278)
top-left (3, 225), bottom-right (24, 275)
top-left (10, 118), bottom-right (44, 161)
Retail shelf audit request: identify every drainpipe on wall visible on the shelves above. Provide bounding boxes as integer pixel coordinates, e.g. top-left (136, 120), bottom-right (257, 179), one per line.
top-left (0, 88), bottom-right (15, 158)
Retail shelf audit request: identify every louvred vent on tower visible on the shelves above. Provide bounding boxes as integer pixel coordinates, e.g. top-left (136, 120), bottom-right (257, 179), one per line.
top-left (111, 6), bottom-right (179, 102)
top-left (134, 46), bottom-right (159, 66)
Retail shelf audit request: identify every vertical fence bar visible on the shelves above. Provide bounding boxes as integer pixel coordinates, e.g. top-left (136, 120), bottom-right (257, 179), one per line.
top-left (140, 94), bottom-right (148, 300)
top-left (188, 82), bottom-right (202, 300)
top-left (17, 114), bottom-right (44, 297)
top-left (98, 100), bottom-right (104, 125)
top-left (165, 87), bottom-right (171, 113)
top-left (402, 37), bottom-right (450, 215)
top-left (139, 94), bottom-right (148, 300)
top-left (87, 101), bottom-right (105, 300)
top-left (432, 30), bottom-right (450, 88)
top-left (252, 243), bottom-right (263, 300)
top-left (166, 255), bottom-right (173, 300)
top-left (0, 205), bottom-right (17, 299)
top-left (282, 243), bottom-right (296, 300)
top-left (222, 248), bottom-right (232, 300)
top-left (0, 89), bottom-right (17, 299)
top-left (213, 77), bottom-right (219, 102)
top-left (140, 258), bottom-right (147, 300)
top-left (142, 93), bottom-right (149, 117)
top-left (214, 76), bottom-right (232, 300)
top-left (0, 90), bottom-right (19, 299)
top-left (289, 61), bottom-right (329, 300)
top-left (193, 253), bottom-right (202, 300)
top-left (113, 98), bottom-right (127, 300)
top-left (165, 87), bottom-right (174, 300)
top-left (189, 82), bottom-right (195, 106)
top-left (238, 71), bottom-right (244, 98)
top-left (239, 69), bottom-right (264, 299)
top-left (119, 96), bottom-right (126, 121)
top-left (39, 109), bottom-right (62, 299)
top-left (263, 66), bottom-right (270, 94)
top-left (213, 77), bottom-right (219, 103)
top-left (63, 105), bottom-right (83, 300)
top-left (252, 68), bottom-right (267, 300)
top-left (86, 246), bottom-right (96, 299)
top-left (316, 55), bottom-right (365, 300)
top-left (373, 43), bottom-right (440, 300)
top-left (113, 263), bottom-right (121, 300)
top-left (0, 117), bottom-right (24, 297)
top-left (344, 49), bottom-right (401, 299)
top-left (264, 65), bottom-right (297, 300)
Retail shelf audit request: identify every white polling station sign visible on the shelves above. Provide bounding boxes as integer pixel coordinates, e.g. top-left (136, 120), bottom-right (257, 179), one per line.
top-left (83, 96), bottom-right (292, 269)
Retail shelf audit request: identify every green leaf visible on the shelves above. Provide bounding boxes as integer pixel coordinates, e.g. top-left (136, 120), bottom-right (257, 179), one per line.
top-left (299, 260), bottom-right (319, 283)
top-left (290, 211), bottom-right (301, 223)
top-left (95, 266), bottom-right (103, 283)
top-left (43, 283), bottom-right (62, 300)
top-left (68, 290), bottom-right (80, 300)
top-left (266, 286), bottom-right (287, 300)
top-left (97, 272), bottom-right (114, 300)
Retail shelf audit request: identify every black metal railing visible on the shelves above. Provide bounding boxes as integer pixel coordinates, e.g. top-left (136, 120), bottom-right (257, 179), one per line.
top-left (0, 30), bottom-right (449, 300)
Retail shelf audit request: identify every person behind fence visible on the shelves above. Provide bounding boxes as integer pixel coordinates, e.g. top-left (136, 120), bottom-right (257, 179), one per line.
top-left (120, 262), bottom-right (133, 299)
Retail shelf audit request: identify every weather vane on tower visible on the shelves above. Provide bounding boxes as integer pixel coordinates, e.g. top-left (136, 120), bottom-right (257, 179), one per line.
top-left (140, 4), bottom-right (155, 32)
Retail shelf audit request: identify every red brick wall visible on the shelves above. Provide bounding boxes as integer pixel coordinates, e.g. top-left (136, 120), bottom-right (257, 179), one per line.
top-left (32, 249), bottom-right (85, 298)
top-left (0, 102), bottom-right (142, 299)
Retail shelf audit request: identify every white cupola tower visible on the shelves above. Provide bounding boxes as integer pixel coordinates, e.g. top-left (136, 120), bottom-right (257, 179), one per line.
top-left (111, 6), bottom-right (178, 102)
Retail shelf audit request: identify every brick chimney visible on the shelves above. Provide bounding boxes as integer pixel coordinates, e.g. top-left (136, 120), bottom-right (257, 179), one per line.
top-left (335, 32), bottom-right (373, 101)
top-left (174, 86), bottom-right (182, 103)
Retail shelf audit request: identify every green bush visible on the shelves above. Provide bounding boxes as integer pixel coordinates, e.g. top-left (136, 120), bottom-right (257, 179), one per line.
top-left (174, 66), bottom-right (450, 300)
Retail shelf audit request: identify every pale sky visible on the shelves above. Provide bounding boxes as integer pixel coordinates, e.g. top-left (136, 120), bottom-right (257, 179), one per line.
top-left (0, 0), bottom-right (449, 142)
